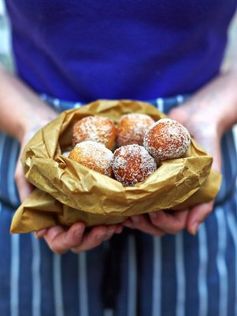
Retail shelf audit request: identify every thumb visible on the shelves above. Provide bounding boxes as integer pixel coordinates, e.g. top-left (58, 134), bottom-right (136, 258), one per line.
top-left (186, 201), bottom-right (214, 235)
top-left (15, 160), bottom-right (33, 202)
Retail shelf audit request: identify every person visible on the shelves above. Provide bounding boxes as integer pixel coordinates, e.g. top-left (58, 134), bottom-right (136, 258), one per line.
top-left (0, 1), bottom-right (237, 315)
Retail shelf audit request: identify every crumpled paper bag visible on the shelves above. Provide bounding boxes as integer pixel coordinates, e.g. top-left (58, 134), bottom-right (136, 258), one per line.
top-left (11, 100), bottom-right (221, 233)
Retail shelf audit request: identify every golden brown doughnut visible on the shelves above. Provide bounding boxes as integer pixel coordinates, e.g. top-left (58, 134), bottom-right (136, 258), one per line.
top-left (144, 118), bottom-right (191, 162)
top-left (117, 113), bottom-right (155, 147)
top-left (72, 115), bottom-right (117, 150)
top-left (69, 141), bottom-right (113, 176)
top-left (112, 144), bottom-right (157, 186)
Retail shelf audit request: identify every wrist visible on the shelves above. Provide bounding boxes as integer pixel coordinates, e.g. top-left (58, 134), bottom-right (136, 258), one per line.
top-left (19, 118), bottom-right (51, 145)
top-left (18, 103), bottom-right (57, 144)
top-left (0, 67), bottom-right (57, 143)
top-left (181, 71), bottom-right (237, 137)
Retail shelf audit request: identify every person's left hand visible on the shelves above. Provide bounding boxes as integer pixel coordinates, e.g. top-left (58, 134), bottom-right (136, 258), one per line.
top-left (123, 209), bottom-right (189, 236)
top-left (168, 97), bottom-right (222, 235)
top-left (124, 84), bottom-right (223, 236)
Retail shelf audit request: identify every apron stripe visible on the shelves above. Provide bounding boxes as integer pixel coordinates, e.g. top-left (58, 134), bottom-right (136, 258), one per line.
top-left (155, 98), bottom-right (164, 112)
top-left (198, 225), bottom-right (208, 316)
top-left (152, 237), bottom-right (161, 316)
top-left (0, 134), bottom-right (6, 199)
top-left (31, 236), bottom-right (41, 316)
top-left (175, 232), bottom-right (185, 316)
top-left (53, 255), bottom-right (64, 316)
top-left (226, 199), bottom-right (237, 316)
top-left (10, 234), bottom-right (19, 316)
top-left (104, 310), bottom-right (114, 316)
top-left (216, 207), bottom-right (228, 316)
top-left (226, 132), bottom-right (237, 175)
top-left (7, 140), bottom-right (19, 206)
top-left (127, 235), bottom-right (137, 316)
top-left (78, 253), bottom-right (89, 316)
top-left (8, 136), bottom-right (20, 316)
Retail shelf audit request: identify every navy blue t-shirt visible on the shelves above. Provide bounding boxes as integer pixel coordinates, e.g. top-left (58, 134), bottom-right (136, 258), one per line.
top-left (6, 0), bottom-right (237, 102)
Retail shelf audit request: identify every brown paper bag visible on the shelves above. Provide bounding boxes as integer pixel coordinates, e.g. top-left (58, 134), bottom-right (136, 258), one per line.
top-left (11, 100), bottom-right (221, 233)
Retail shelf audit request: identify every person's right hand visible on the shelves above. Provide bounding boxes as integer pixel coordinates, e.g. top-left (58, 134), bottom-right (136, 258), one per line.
top-left (15, 125), bottom-right (43, 201)
top-left (15, 114), bottom-right (123, 254)
top-left (35, 223), bottom-right (123, 254)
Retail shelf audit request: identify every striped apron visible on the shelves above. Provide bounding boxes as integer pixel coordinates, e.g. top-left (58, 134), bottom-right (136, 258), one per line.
top-left (0, 95), bottom-right (236, 316)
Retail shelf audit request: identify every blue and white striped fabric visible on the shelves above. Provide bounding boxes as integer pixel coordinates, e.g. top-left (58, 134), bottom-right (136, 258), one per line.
top-left (0, 95), bottom-right (236, 316)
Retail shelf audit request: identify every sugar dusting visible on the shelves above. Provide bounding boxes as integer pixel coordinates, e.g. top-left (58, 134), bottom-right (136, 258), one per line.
top-left (72, 116), bottom-right (115, 148)
top-left (72, 141), bottom-right (113, 176)
top-left (113, 144), bottom-right (157, 186)
top-left (117, 113), bottom-right (154, 146)
top-left (144, 118), bottom-right (191, 161)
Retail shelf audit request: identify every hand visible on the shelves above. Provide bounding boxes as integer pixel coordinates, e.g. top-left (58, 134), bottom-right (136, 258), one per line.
top-left (168, 95), bottom-right (222, 235)
top-left (125, 71), bottom-right (234, 236)
top-left (123, 100), bottom-right (218, 236)
top-left (15, 123), bottom-right (54, 202)
top-left (35, 223), bottom-right (123, 254)
top-left (15, 120), bottom-right (123, 254)
top-left (0, 68), bottom-right (124, 252)
top-left (124, 106), bottom-right (218, 236)
top-left (124, 210), bottom-right (189, 236)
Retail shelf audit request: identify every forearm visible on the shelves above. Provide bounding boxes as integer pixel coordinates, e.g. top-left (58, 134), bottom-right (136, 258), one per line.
top-left (183, 68), bottom-right (237, 136)
top-left (0, 65), bottom-right (57, 143)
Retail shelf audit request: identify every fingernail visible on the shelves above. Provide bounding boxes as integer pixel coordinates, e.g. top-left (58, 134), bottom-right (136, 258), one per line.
top-left (75, 223), bottom-right (83, 232)
top-left (75, 222), bottom-right (85, 229)
top-left (73, 227), bottom-right (83, 239)
top-left (34, 229), bottom-right (47, 239)
top-left (190, 222), bottom-right (199, 235)
top-left (132, 216), bottom-right (140, 223)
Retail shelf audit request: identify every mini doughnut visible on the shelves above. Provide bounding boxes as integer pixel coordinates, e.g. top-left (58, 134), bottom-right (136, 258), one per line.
top-left (117, 113), bottom-right (155, 146)
top-left (69, 141), bottom-right (113, 176)
top-left (144, 118), bottom-right (191, 161)
top-left (72, 115), bottom-right (116, 150)
top-left (112, 144), bottom-right (157, 186)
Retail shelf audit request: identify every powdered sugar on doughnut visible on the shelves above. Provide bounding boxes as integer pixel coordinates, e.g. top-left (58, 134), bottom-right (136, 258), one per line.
top-left (77, 117), bottom-right (101, 140)
top-left (69, 141), bottom-right (113, 176)
top-left (72, 116), bottom-right (116, 149)
top-left (144, 118), bottom-right (191, 162)
top-left (117, 113), bottom-right (155, 146)
top-left (112, 144), bottom-right (157, 186)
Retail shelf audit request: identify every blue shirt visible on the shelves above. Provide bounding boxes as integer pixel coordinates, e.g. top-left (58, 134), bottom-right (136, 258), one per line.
top-left (6, 0), bottom-right (237, 102)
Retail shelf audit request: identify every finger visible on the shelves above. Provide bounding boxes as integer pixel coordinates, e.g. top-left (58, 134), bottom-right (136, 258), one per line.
top-left (149, 210), bottom-right (188, 234)
top-left (123, 219), bottom-right (135, 229)
top-left (15, 162), bottom-right (33, 201)
top-left (115, 225), bottom-right (124, 234)
top-left (71, 225), bottom-right (117, 253)
top-left (44, 222), bottom-right (85, 254)
top-left (186, 202), bottom-right (214, 235)
top-left (168, 107), bottom-right (188, 125)
top-left (128, 215), bottom-right (165, 236)
top-left (34, 228), bottom-right (48, 238)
